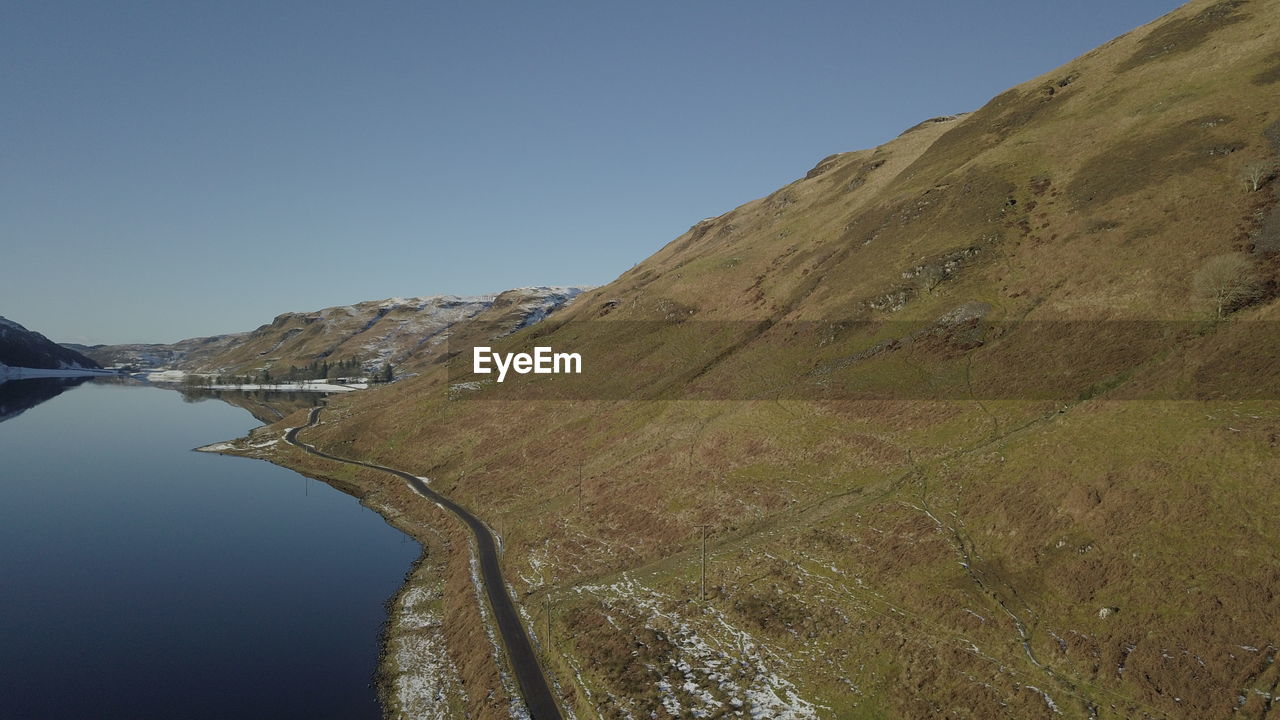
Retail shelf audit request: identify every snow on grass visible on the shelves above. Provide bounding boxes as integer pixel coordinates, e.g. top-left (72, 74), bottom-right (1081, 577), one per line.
top-left (255, 331), bottom-right (297, 357)
top-left (384, 580), bottom-right (467, 720)
top-left (447, 379), bottom-right (499, 399)
top-left (576, 577), bottom-right (819, 720)
top-left (518, 544), bottom-right (552, 590)
top-left (1024, 685), bottom-right (1062, 715)
top-left (506, 287), bottom-right (588, 333)
top-left (562, 654), bottom-right (605, 717)
top-left (336, 294), bottom-right (500, 368)
top-left (195, 435), bottom-right (277, 453)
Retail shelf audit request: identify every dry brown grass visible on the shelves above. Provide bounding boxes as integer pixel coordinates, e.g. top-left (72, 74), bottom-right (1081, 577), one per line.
top-left (226, 2), bottom-right (1280, 717)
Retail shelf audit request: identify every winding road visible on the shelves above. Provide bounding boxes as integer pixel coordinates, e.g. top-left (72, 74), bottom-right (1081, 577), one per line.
top-left (286, 407), bottom-right (564, 720)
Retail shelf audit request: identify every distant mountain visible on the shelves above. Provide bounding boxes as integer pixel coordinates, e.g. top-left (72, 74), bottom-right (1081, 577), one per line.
top-left (66, 334), bottom-right (242, 372)
top-left (0, 317), bottom-right (100, 370)
top-left (77, 286), bottom-right (587, 377)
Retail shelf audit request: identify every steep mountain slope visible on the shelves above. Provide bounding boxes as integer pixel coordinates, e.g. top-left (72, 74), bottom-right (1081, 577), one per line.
top-left (80, 287), bottom-right (586, 376)
top-left (252, 2), bottom-right (1280, 718)
top-left (0, 316), bottom-right (100, 370)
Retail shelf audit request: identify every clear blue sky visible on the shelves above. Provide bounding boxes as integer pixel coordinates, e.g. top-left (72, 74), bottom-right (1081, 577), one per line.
top-left (2, 1), bottom-right (1184, 344)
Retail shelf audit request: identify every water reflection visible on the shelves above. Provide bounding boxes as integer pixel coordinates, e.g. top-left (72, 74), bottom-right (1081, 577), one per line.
top-left (0, 376), bottom-right (93, 424)
top-left (0, 375), bottom-right (332, 428)
top-left (175, 387), bottom-right (330, 424)
top-left (0, 380), bottom-right (415, 718)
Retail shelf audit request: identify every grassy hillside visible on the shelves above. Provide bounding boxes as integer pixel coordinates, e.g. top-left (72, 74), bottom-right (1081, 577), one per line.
top-left (260, 1), bottom-right (1280, 717)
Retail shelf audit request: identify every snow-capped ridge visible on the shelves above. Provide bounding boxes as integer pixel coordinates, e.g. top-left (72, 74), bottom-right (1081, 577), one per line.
top-left (78, 284), bottom-right (593, 376)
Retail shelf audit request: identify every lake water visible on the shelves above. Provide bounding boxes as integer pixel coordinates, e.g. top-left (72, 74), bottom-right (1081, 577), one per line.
top-left (0, 380), bottom-right (421, 719)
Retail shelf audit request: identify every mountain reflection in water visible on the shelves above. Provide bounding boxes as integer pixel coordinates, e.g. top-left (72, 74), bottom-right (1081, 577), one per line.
top-left (0, 376), bottom-right (92, 424)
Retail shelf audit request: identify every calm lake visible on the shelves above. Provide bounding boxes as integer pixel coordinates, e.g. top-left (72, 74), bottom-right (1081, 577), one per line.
top-left (0, 379), bottom-right (421, 719)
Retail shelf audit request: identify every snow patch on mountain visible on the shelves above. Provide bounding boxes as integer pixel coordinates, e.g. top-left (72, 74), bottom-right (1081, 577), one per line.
top-left (75, 285), bottom-right (591, 377)
top-left (575, 577), bottom-right (820, 720)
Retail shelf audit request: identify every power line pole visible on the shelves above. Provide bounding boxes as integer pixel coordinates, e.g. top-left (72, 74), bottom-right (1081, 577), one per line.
top-left (696, 524), bottom-right (710, 602)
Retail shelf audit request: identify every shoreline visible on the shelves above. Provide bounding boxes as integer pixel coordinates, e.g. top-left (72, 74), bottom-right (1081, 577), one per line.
top-left (199, 418), bottom-right (490, 719)
top-left (146, 368), bottom-right (368, 393)
top-left (278, 408), bottom-right (564, 718)
top-left (0, 365), bottom-right (119, 380)
top-left (200, 381), bottom-right (366, 392)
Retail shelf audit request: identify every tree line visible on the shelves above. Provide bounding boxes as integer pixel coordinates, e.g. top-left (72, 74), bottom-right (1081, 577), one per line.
top-left (181, 356), bottom-right (394, 386)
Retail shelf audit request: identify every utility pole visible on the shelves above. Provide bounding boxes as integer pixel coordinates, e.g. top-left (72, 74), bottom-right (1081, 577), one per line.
top-left (696, 524), bottom-right (710, 602)
top-left (576, 465), bottom-right (583, 512)
top-left (545, 594), bottom-right (552, 648)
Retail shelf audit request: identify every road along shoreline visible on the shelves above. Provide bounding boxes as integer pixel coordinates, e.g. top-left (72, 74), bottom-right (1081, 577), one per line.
top-left (285, 407), bottom-right (564, 720)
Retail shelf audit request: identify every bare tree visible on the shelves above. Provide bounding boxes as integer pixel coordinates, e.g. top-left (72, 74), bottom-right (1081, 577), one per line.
top-left (1192, 253), bottom-right (1261, 318)
top-left (1243, 161), bottom-right (1275, 192)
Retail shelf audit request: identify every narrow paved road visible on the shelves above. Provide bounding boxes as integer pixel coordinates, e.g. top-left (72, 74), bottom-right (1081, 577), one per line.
top-left (286, 407), bottom-right (564, 720)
